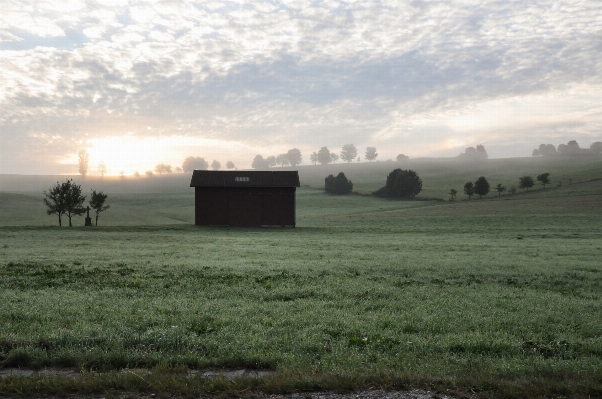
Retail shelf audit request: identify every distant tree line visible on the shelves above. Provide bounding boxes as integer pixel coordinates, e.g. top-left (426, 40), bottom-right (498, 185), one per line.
top-left (532, 140), bottom-right (602, 156)
top-left (457, 145), bottom-right (488, 160)
top-left (448, 172), bottom-right (552, 202)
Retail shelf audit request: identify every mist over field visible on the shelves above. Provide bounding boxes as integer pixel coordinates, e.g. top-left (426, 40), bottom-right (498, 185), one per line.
top-left (2, 1), bottom-right (602, 397)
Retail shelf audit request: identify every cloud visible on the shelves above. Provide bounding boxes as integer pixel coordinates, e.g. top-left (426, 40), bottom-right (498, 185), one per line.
top-left (1, 0), bottom-right (602, 173)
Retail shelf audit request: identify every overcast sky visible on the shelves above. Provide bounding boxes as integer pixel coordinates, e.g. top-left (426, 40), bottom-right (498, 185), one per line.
top-left (1, 0), bottom-right (601, 175)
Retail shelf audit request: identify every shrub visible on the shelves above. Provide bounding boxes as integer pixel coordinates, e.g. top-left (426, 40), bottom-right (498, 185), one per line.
top-left (325, 172), bottom-right (353, 194)
top-left (373, 169), bottom-right (422, 198)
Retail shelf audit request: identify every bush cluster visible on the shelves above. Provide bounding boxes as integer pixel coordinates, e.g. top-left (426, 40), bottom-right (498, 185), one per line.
top-left (325, 173), bottom-right (353, 194)
top-left (373, 169), bottom-right (422, 198)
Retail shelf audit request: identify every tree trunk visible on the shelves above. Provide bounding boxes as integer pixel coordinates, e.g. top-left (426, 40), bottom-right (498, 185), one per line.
top-left (68, 214), bottom-right (72, 227)
top-left (58, 214), bottom-right (62, 226)
top-left (96, 215), bottom-right (98, 226)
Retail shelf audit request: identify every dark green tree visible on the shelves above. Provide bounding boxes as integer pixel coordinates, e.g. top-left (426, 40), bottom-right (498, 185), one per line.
top-left (64, 180), bottom-right (86, 226)
top-left (537, 172), bottom-right (550, 188)
top-left (340, 144), bottom-right (358, 163)
top-left (464, 181), bottom-right (474, 200)
top-left (449, 189), bottom-right (457, 201)
top-left (373, 169), bottom-right (422, 198)
top-left (44, 179), bottom-right (86, 226)
top-left (473, 176), bottom-right (490, 198)
top-left (89, 190), bottom-right (110, 226)
top-left (44, 179), bottom-right (86, 227)
top-left (495, 183), bottom-right (506, 196)
top-left (325, 172), bottom-right (353, 194)
top-left (519, 175), bottom-right (535, 191)
top-left (43, 181), bottom-right (67, 226)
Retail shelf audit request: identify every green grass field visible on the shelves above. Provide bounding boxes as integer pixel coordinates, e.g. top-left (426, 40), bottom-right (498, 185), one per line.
top-left (1, 156), bottom-right (601, 398)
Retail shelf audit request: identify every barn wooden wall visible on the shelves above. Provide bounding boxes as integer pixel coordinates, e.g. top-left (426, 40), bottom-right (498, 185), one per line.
top-left (195, 187), bottom-right (296, 227)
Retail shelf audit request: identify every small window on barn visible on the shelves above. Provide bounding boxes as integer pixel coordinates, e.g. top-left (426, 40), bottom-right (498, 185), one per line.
top-left (235, 177), bottom-right (250, 182)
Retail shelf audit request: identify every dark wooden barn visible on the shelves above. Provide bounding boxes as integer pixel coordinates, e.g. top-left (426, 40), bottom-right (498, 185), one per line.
top-left (190, 170), bottom-right (300, 227)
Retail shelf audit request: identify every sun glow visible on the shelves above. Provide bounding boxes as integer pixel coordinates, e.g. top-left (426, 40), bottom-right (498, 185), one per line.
top-left (75, 135), bottom-right (250, 176)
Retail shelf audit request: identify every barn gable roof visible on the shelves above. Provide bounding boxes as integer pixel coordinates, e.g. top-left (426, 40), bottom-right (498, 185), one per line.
top-left (190, 170), bottom-right (300, 187)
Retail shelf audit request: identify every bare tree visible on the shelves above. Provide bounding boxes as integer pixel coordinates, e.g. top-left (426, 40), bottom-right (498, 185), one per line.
top-left (154, 164), bottom-right (172, 174)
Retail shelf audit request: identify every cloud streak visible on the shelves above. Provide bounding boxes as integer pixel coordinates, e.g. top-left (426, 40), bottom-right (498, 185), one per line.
top-left (1, 0), bottom-right (602, 173)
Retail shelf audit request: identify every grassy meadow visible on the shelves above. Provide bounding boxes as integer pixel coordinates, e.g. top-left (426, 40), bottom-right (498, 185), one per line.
top-left (0, 156), bottom-right (601, 398)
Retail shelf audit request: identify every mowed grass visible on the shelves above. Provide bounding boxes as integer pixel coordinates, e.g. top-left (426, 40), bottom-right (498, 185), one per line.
top-left (1, 159), bottom-right (602, 398)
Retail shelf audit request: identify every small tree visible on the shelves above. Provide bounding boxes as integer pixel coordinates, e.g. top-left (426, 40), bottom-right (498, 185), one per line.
top-left (98, 161), bottom-right (107, 178)
top-left (226, 161), bottom-right (235, 169)
top-left (317, 147), bottom-right (332, 165)
top-left (325, 172), bottom-right (353, 194)
top-left (519, 175), bottom-right (535, 191)
top-left (78, 149), bottom-right (89, 178)
top-left (464, 181), bottom-right (474, 200)
top-left (473, 176), bottom-right (490, 199)
top-left (537, 172), bottom-right (550, 188)
top-left (146, 171), bottom-right (154, 177)
top-left (495, 183), bottom-right (506, 196)
top-left (174, 166), bottom-right (183, 173)
top-left (365, 147), bottom-right (378, 162)
top-left (154, 164), bottom-right (172, 174)
top-left (373, 169), bottom-right (422, 198)
top-left (119, 171), bottom-right (125, 179)
top-left (266, 156), bottom-right (277, 168)
top-left (590, 142), bottom-right (602, 155)
top-left (509, 185), bottom-right (517, 195)
top-left (134, 171), bottom-right (140, 177)
top-left (44, 179), bottom-right (86, 227)
top-left (330, 153), bottom-right (339, 164)
top-left (276, 154), bottom-right (290, 167)
top-left (287, 148), bottom-right (302, 167)
top-left (252, 155), bottom-right (268, 169)
top-left (476, 144), bottom-right (488, 158)
top-left (182, 156), bottom-right (209, 172)
top-left (89, 190), bottom-right (110, 226)
top-left (43, 181), bottom-right (67, 226)
top-left (397, 154), bottom-right (409, 162)
top-left (449, 189), bottom-right (457, 201)
top-left (340, 144), bottom-right (358, 163)
top-left (211, 160), bottom-right (221, 171)
top-left (532, 149), bottom-right (541, 156)
top-left (310, 152), bottom-right (318, 165)
top-left (62, 179), bottom-right (86, 227)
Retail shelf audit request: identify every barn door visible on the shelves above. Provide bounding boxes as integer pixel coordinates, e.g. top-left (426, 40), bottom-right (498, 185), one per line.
top-left (228, 193), bottom-right (262, 227)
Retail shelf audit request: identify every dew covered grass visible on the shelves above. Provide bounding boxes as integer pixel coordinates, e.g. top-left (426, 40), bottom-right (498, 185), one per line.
top-left (1, 160), bottom-right (602, 397)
